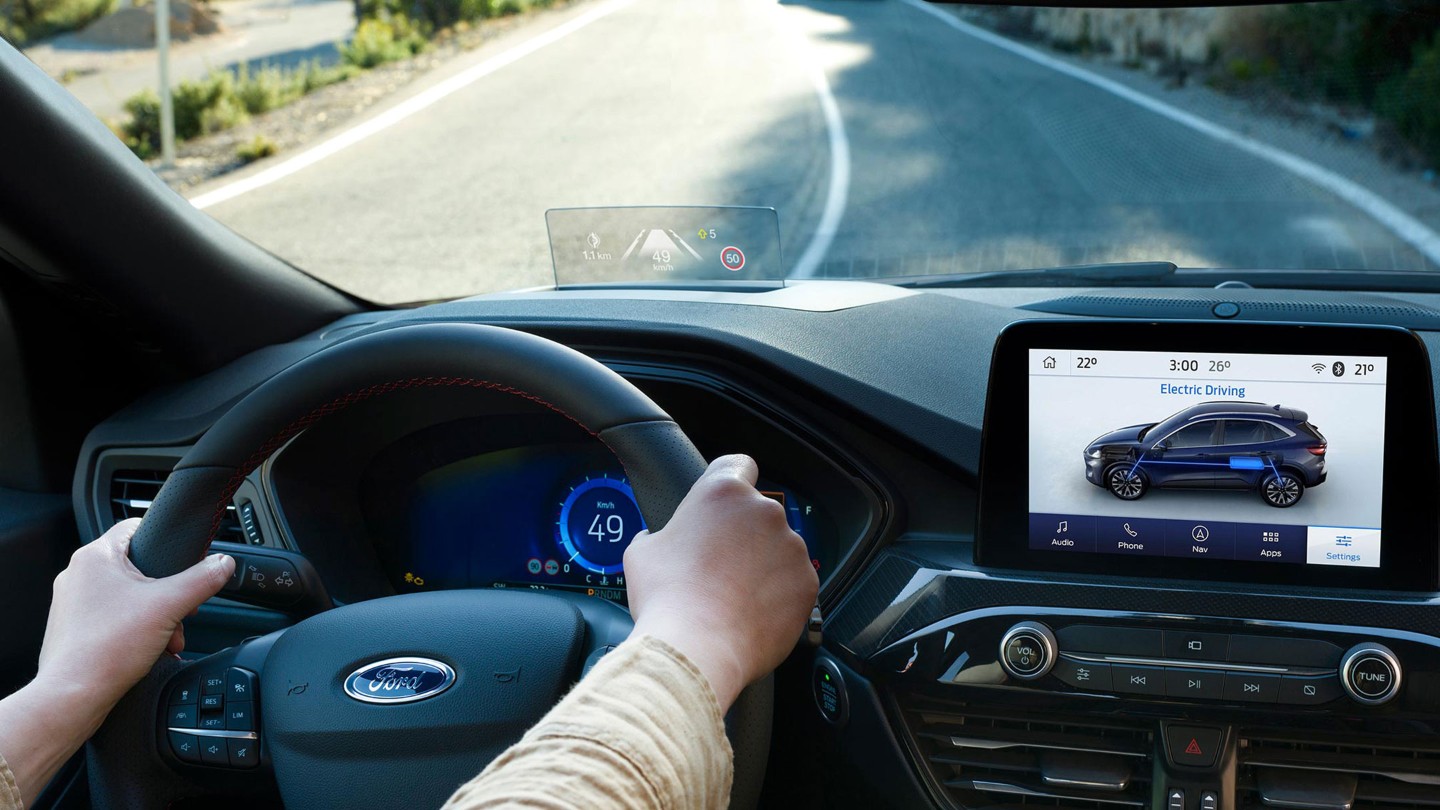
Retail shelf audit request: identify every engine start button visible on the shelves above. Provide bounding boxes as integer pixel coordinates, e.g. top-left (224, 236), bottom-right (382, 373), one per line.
top-left (812, 657), bottom-right (849, 726)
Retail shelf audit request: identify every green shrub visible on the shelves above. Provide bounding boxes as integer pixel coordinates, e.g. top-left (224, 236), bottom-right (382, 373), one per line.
top-left (341, 16), bottom-right (427, 68)
top-left (1378, 30), bottom-right (1440, 166)
top-left (1, 0), bottom-right (115, 45)
top-left (1242, 1), bottom-right (1440, 105)
top-left (120, 88), bottom-right (161, 156)
top-left (236, 134), bottom-right (279, 164)
top-left (233, 63), bottom-right (294, 115)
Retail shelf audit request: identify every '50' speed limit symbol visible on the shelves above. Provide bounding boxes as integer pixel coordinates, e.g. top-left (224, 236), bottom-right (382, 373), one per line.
top-left (720, 246), bottom-right (746, 272)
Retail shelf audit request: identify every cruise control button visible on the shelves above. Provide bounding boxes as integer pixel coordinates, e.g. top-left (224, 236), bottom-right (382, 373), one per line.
top-left (199, 694), bottom-right (223, 712)
top-left (1223, 672), bottom-right (1280, 703)
top-left (1053, 658), bottom-right (1112, 691)
top-left (1111, 665), bottom-right (1165, 696)
top-left (1165, 724), bottom-right (1222, 768)
top-left (170, 678), bottom-right (199, 705)
top-left (1163, 631), bottom-right (1229, 661)
top-left (227, 737), bottom-right (258, 769)
top-left (198, 714), bottom-right (226, 731)
top-left (169, 731), bottom-right (201, 763)
top-left (1164, 668), bottom-right (1224, 700)
top-left (227, 702), bottom-right (254, 732)
top-left (200, 737), bottom-right (229, 766)
top-left (202, 673), bottom-right (226, 695)
top-left (1279, 674), bottom-right (1342, 705)
top-left (167, 704), bottom-right (198, 729)
top-left (226, 668), bottom-right (257, 701)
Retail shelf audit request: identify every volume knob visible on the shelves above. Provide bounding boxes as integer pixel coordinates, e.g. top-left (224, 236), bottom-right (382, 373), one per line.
top-left (999, 622), bottom-right (1056, 681)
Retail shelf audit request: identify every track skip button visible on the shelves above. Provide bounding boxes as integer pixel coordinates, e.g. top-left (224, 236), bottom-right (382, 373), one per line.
top-left (1111, 665), bottom-right (1165, 696)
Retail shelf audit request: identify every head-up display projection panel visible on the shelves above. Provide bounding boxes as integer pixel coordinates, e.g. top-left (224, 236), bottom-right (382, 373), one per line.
top-left (546, 206), bottom-right (782, 286)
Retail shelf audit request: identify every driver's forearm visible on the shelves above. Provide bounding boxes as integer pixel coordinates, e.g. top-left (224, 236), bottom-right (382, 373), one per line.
top-left (445, 635), bottom-right (733, 810)
top-left (0, 678), bottom-right (109, 809)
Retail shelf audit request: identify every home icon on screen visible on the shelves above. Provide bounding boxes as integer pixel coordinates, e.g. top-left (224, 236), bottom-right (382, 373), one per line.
top-left (1043, 356), bottom-right (1057, 369)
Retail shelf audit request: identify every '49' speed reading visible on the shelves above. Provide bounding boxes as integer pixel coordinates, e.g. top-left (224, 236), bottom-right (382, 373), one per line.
top-left (555, 474), bottom-right (646, 576)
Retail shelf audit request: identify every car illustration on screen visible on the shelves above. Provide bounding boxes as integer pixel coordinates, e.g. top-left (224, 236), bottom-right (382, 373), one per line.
top-left (1083, 402), bottom-right (1328, 507)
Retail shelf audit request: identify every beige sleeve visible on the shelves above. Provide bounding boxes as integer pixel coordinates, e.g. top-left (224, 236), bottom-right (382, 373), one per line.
top-left (0, 752), bottom-right (21, 810)
top-left (444, 635), bottom-right (733, 810)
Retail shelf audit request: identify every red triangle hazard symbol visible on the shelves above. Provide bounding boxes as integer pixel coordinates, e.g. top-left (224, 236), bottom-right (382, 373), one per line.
top-left (1184, 738), bottom-right (1203, 756)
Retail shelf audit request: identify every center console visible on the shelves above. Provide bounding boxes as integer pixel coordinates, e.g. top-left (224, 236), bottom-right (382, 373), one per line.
top-left (819, 321), bottom-right (1440, 810)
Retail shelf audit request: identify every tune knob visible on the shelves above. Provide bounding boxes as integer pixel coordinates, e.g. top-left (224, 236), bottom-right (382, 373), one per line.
top-left (999, 622), bottom-right (1057, 681)
top-left (1340, 643), bottom-right (1401, 705)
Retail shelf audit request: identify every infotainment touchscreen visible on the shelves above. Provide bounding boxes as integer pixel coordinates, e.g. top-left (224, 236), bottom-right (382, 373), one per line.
top-left (1028, 349), bottom-right (1386, 568)
top-left (978, 321), bottom-right (1438, 590)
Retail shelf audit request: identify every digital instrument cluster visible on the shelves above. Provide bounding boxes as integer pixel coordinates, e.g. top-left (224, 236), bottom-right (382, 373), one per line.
top-left (384, 443), bottom-right (822, 603)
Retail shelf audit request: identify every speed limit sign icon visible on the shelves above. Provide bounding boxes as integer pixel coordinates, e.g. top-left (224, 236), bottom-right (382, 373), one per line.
top-left (720, 246), bottom-right (746, 272)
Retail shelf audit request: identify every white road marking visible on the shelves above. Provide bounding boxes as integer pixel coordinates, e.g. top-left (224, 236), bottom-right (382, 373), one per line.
top-left (190, 0), bottom-right (636, 210)
top-left (899, 0), bottom-right (1440, 268)
top-left (779, 3), bottom-right (851, 279)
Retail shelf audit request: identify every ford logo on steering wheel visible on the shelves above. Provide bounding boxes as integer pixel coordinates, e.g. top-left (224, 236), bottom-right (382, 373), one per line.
top-left (343, 657), bottom-right (456, 704)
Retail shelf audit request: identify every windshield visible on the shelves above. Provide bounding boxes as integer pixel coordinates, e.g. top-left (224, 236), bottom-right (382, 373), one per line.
top-left (13, 0), bottom-right (1440, 302)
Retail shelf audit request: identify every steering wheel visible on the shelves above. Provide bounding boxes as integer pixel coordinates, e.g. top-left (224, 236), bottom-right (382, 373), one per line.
top-left (85, 323), bottom-right (773, 809)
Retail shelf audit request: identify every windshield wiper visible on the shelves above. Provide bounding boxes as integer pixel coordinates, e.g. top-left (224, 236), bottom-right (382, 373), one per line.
top-left (891, 261), bottom-right (1177, 288)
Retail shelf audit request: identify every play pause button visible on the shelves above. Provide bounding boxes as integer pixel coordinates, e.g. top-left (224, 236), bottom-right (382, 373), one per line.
top-left (1164, 667), bottom-right (1223, 699)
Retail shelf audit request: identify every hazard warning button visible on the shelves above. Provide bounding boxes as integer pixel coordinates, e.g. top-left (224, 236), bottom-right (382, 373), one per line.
top-left (1165, 724), bottom-right (1223, 768)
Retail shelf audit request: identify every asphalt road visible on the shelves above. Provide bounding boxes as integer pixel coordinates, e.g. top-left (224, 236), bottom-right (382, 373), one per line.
top-left (198, 0), bottom-right (1439, 304)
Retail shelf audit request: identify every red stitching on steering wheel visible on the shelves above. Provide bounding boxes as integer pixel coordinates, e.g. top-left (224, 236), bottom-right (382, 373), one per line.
top-left (206, 376), bottom-right (604, 542)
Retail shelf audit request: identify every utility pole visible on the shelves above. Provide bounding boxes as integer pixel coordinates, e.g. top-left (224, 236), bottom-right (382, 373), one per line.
top-left (156, 0), bottom-right (175, 167)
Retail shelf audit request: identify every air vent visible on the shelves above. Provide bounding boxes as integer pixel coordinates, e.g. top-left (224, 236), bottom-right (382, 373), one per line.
top-left (901, 696), bottom-right (1154, 808)
top-left (109, 468), bottom-right (249, 545)
top-left (1238, 731), bottom-right (1440, 809)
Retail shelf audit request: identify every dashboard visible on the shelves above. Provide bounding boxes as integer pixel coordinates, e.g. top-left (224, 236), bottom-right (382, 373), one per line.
top-left (70, 282), bottom-right (1440, 810)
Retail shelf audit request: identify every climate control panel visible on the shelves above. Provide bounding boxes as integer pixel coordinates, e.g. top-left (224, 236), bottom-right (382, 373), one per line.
top-left (869, 609), bottom-right (1437, 714)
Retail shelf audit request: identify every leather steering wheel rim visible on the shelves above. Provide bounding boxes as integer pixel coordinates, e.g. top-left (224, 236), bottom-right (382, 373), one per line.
top-left (88, 322), bottom-right (771, 809)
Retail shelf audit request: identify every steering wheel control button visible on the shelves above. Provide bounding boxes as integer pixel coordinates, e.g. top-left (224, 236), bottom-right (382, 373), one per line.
top-left (169, 732), bottom-right (201, 764)
top-left (198, 714), bottom-right (226, 731)
top-left (168, 704), bottom-right (198, 729)
top-left (170, 679), bottom-right (199, 705)
top-left (1053, 657), bottom-right (1112, 691)
top-left (199, 694), bottom-right (223, 712)
top-left (1163, 631), bottom-right (1229, 661)
top-left (1163, 668), bottom-right (1224, 700)
top-left (226, 702), bottom-right (255, 732)
top-left (226, 668), bottom-right (257, 701)
top-left (199, 737), bottom-right (229, 766)
top-left (1228, 635), bottom-right (1342, 668)
top-left (1279, 674), bottom-right (1342, 705)
top-left (226, 738), bottom-right (259, 769)
top-left (1223, 672), bottom-right (1280, 703)
top-left (1056, 624), bottom-right (1162, 657)
top-left (998, 622), bottom-right (1056, 681)
top-left (1165, 725), bottom-right (1222, 768)
top-left (1111, 665), bottom-right (1165, 696)
top-left (812, 657), bottom-right (849, 727)
top-left (1341, 643), bottom-right (1401, 705)
top-left (202, 674), bottom-right (226, 695)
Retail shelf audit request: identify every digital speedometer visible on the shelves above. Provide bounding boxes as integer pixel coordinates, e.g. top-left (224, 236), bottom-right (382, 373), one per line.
top-left (555, 475), bottom-right (645, 576)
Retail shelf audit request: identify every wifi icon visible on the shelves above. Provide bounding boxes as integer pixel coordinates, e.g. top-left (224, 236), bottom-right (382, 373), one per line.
top-left (1311, 363), bottom-right (1326, 374)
